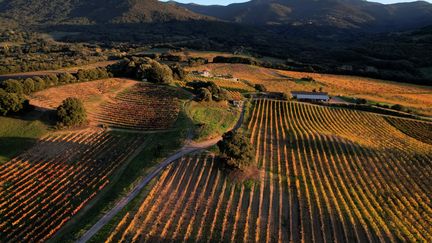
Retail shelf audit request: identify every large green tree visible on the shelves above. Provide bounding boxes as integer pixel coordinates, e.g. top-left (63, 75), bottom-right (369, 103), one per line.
top-left (217, 131), bottom-right (255, 170)
top-left (0, 89), bottom-right (25, 115)
top-left (56, 97), bottom-right (87, 127)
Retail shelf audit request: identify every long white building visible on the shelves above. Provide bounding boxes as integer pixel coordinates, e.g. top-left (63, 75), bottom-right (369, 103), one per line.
top-left (291, 91), bottom-right (330, 102)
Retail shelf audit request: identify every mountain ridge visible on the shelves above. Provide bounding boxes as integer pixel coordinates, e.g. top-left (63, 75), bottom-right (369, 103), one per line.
top-left (173, 0), bottom-right (432, 31)
top-left (0, 0), bottom-right (212, 25)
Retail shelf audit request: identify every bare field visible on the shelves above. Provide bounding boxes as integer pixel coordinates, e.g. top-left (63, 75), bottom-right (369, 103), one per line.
top-left (191, 63), bottom-right (432, 116)
top-left (106, 99), bottom-right (432, 242)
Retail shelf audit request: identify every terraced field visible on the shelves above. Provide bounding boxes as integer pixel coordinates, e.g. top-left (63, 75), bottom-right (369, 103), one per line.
top-left (0, 128), bottom-right (147, 242)
top-left (107, 99), bottom-right (432, 242)
top-left (93, 83), bottom-right (182, 130)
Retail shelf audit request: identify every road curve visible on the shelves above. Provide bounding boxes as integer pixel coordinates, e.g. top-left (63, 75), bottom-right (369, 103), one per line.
top-left (76, 103), bottom-right (246, 243)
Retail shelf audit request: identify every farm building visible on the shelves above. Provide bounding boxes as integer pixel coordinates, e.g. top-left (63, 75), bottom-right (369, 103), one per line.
top-left (291, 91), bottom-right (330, 102)
top-left (192, 70), bottom-right (212, 77)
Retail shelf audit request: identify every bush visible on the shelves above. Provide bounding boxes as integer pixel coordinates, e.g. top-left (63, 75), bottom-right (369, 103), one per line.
top-left (170, 64), bottom-right (188, 81)
top-left (197, 87), bottom-right (212, 102)
top-left (2, 79), bottom-right (23, 93)
top-left (22, 78), bottom-right (35, 94)
top-left (56, 97), bottom-right (87, 127)
top-left (188, 57), bottom-right (208, 67)
top-left (189, 81), bottom-right (230, 102)
top-left (143, 61), bottom-right (173, 84)
top-left (0, 89), bottom-right (25, 115)
top-left (255, 84), bottom-right (267, 92)
top-left (356, 98), bottom-right (367, 105)
top-left (33, 77), bottom-right (46, 91)
top-left (213, 56), bottom-right (259, 65)
top-left (391, 104), bottom-right (404, 111)
top-left (58, 72), bottom-right (77, 84)
top-left (217, 131), bottom-right (255, 170)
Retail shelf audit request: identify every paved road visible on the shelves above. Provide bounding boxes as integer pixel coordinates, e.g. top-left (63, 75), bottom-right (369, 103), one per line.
top-left (76, 103), bottom-right (246, 243)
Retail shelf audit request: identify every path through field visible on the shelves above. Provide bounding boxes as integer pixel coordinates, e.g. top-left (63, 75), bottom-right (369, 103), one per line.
top-left (76, 103), bottom-right (246, 243)
top-left (105, 99), bottom-right (432, 243)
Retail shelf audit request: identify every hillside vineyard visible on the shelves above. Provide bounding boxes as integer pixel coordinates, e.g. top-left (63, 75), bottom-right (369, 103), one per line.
top-left (107, 99), bottom-right (432, 242)
top-left (0, 129), bottom-right (147, 242)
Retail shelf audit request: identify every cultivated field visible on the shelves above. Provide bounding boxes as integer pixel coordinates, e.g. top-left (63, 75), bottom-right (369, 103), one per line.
top-left (107, 99), bottom-right (432, 242)
top-left (190, 63), bottom-right (432, 116)
top-left (92, 83), bottom-right (182, 130)
top-left (0, 128), bottom-right (148, 242)
top-left (30, 78), bottom-right (136, 113)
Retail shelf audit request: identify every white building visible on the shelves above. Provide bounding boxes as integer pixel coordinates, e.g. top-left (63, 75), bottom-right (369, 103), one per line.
top-left (291, 91), bottom-right (329, 102)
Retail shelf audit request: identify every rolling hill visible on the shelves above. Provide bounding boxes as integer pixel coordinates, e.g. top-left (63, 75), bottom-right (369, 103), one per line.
top-left (0, 0), bottom-right (211, 25)
top-left (175, 0), bottom-right (432, 31)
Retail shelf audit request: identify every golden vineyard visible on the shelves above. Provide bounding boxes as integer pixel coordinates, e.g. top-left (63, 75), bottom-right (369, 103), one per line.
top-left (106, 99), bottom-right (432, 242)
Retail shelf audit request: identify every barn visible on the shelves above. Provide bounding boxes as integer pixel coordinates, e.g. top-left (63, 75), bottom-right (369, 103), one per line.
top-left (291, 91), bottom-right (330, 102)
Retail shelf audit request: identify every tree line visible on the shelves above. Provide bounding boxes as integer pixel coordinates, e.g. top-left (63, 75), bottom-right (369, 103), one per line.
top-left (0, 67), bottom-right (112, 115)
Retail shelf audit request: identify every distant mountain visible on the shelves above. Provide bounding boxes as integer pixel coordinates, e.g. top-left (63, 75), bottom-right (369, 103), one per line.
top-left (174, 0), bottom-right (432, 31)
top-left (0, 0), bottom-right (211, 25)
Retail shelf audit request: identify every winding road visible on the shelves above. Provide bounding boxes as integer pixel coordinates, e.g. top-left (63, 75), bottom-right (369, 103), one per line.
top-left (76, 102), bottom-right (246, 243)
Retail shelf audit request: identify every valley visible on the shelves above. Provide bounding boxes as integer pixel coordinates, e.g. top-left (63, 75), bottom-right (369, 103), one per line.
top-left (0, 0), bottom-right (431, 242)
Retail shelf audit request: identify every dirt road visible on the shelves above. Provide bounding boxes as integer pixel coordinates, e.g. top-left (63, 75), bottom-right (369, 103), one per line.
top-left (75, 103), bottom-right (246, 243)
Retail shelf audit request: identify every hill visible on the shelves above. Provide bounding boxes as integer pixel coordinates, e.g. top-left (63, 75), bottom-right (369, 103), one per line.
top-left (0, 0), bottom-right (210, 25)
top-left (175, 0), bottom-right (432, 31)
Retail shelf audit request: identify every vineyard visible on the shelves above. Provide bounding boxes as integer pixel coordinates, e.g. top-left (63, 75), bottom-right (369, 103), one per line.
top-left (385, 117), bottom-right (432, 145)
top-left (106, 99), bottom-right (432, 242)
top-left (195, 63), bottom-right (432, 116)
top-left (0, 128), bottom-right (147, 242)
top-left (93, 83), bottom-right (182, 130)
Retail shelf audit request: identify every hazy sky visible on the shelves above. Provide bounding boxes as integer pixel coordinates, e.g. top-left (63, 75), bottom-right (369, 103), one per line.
top-left (162, 0), bottom-right (430, 5)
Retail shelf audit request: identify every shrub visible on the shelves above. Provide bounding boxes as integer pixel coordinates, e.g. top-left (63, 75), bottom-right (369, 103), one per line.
top-left (143, 61), bottom-right (173, 84)
top-left (0, 89), bottom-right (25, 115)
top-left (170, 64), bottom-right (188, 81)
top-left (197, 88), bottom-right (212, 102)
top-left (2, 79), bottom-right (23, 93)
top-left (356, 98), bottom-right (367, 105)
top-left (47, 74), bottom-right (59, 86)
top-left (255, 84), bottom-right (267, 92)
top-left (22, 78), bottom-right (35, 94)
top-left (213, 56), bottom-right (259, 65)
top-left (58, 72), bottom-right (76, 84)
top-left (391, 104), bottom-right (404, 111)
top-left (56, 97), bottom-right (87, 127)
top-left (33, 77), bottom-right (46, 91)
top-left (217, 131), bottom-right (255, 170)
top-left (188, 57), bottom-right (208, 67)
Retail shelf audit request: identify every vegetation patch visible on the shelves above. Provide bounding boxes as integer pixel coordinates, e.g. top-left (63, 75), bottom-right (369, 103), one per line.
top-left (186, 101), bottom-right (238, 140)
top-left (0, 113), bottom-right (49, 163)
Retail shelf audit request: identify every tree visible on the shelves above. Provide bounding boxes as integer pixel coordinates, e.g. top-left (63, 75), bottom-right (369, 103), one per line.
top-left (255, 84), bottom-right (267, 92)
top-left (56, 97), bottom-right (87, 127)
top-left (58, 72), bottom-right (76, 84)
top-left (217, 131), bottom-right (255, 170)
top-left (33, 77), bottom-right (46, 91)
top-left (22, 78), bottom-right (35, 94)
top-left (391, 104), bottom-right (404, 111)
top-left (0, 89), bottom-right (25, 115)
top-left (197, 88), bottom-right (212, 101)
top-left (144, 61), bottom-right (173, 84)
top-left (170, 64), bottom-right (188, 81)
top-left (2, 79), bottom-right (23, 93)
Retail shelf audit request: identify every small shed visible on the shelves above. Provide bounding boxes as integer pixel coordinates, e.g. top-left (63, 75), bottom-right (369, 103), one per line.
top-left (291, 91), bottom-right (329, 102)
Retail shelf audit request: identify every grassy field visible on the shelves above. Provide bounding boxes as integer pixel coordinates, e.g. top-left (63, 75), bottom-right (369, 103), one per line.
top-left (185, 101), bottom-right (239, 141)
top-left (190, 63), bottom-right (432, 116)
top-left (106, 99), bottom-right (432, 242)
top-left (0, 113), bottom-right (50, 163)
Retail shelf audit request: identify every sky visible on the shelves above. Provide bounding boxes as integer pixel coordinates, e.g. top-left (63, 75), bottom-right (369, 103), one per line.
top-left (162, 0), bottom-right (430, 5)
